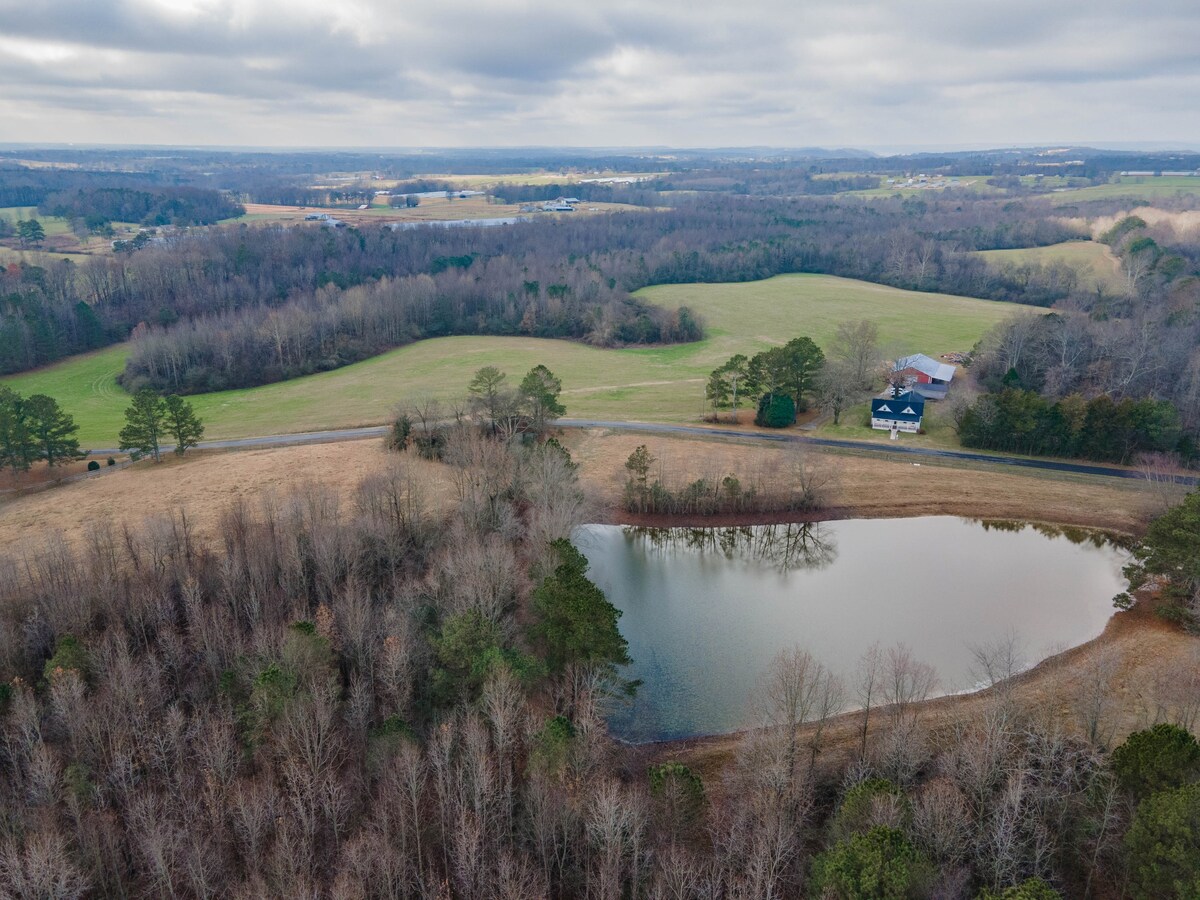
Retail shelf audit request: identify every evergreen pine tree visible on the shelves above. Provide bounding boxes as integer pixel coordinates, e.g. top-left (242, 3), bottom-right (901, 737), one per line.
top-left (0, 388), bottom-right (37, 474)
top-left (119, 390), bottom-right (167, 462)
top-left (163, 394), bottom-right (204, 455)
top-left (24, 394), bottom-right (84, 466)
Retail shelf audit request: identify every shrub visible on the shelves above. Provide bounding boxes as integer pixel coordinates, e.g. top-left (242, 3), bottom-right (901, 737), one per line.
top-left (43, 635), bottom-right (89, 683)
top-left (1111, 723), bottom-right (1200, 800)
top-left (106, 456), bottom-right (116, 466)
top-left (530, 715), bottom-right (575, 775)
top-left (387, 414), bottom-right (412, 451)
top-left (87, 460), bottom-right (100, 471)
top-left (977, 877), bottom-right (1063, 899)
top-left (756, 392), bottom-right (796, 428)
top-left (831, 778), bottom-right (910, 842)
top-left (810, 826), bottom-right (933, 899)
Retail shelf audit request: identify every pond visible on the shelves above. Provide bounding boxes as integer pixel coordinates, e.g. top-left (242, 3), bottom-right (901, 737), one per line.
top-left (574, 517), bottom-right (1129, 743)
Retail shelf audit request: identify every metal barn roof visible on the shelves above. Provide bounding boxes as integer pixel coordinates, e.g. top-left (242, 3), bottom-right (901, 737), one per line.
top-left (896, 353), bottom-right (956, 382)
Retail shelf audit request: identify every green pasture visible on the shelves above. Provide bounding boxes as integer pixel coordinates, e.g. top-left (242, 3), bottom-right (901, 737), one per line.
top-left (977, 240), bottom-right (1126, 294)
top-left (0, 206), bottom-right (72, 237)
top-left (1, 274), bottom-right (1022, 448)
top-left (1046, 176), bottom-right (1200, 205)
top-left (0, 246), bottom-right (94, 265)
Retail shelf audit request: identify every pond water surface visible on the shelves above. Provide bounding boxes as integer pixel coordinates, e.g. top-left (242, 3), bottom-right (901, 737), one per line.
top-left (575, 517), bottom-right (1128, 743)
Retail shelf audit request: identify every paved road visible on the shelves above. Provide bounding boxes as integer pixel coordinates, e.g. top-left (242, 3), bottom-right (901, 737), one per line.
top-left (89, 419), bottom-right (1199, 486)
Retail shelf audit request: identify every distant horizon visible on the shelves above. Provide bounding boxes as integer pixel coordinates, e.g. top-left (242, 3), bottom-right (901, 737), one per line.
top-left (1, 141), bottom-right (1198, 158)
top-left (2, 1), bottom-right (1198, 150)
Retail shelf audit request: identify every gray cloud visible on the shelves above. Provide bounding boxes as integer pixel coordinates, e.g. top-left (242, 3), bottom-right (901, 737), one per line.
top-left (0, 0), bottom-right (1197, 147)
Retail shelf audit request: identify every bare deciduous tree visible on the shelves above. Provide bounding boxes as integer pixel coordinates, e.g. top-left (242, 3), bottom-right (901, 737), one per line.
top-left (1074, 647), bottom-right (1119, 747)
top-left (0, 832), bottom-right (88, 900)
top-left (830, 319), bottom-right (883, 390)
top-left (882, 643), bottom-right (939, 724)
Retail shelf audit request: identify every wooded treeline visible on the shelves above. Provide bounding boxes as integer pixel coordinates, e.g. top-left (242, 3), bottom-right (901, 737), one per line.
top-left (2, 429), bottom-right (1198, 897)
top-left (957, 389), bottom-right (1188, 463)
top-left (649, 168), bottom-right (879, 195)
top-left (3, 193), bottom-right (1086, 382)
top-left (37, 187), bottom-right (243, 228)
top-left (0, 167), bottom-right (175, 209)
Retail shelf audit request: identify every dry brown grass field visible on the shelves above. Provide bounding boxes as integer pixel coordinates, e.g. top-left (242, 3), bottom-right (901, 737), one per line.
top-left (0, 429), bottom-right (1168, 550)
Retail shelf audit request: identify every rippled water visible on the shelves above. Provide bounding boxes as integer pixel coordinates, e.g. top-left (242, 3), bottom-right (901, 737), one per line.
top-left (574, 517), bottom-right (1128, 743)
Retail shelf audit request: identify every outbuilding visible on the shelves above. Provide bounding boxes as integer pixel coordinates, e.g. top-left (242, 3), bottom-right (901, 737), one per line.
top-left (892, 353), bottom-right (956, 400)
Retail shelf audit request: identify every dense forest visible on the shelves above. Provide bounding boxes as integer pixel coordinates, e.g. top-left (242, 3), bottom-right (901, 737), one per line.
top-left (37, 187), bottom-right (243, 228)
top-left (1, 426), bottom-right (1197, 897)
top-left (649, 168), bottom-right (879, 195)
top-left (954, 211), bottom-right (1200, 446)
top-left (0, 167), bottom-right (173, 210)
top-left (3, 192), bottom-right (1084, 383)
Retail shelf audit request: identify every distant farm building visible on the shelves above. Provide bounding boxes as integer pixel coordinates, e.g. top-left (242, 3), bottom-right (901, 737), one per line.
top-left (871, 391), bottom-right (925, 434)
top-left (892, 353), bottom-right (956, 401)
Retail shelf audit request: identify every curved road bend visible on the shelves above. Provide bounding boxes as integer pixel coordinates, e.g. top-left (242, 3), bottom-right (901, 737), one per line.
top-left (89, 419), bottom-right (1199, 486)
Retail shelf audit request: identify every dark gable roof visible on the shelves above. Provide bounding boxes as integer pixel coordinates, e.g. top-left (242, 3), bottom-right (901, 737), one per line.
top-left (871, 392), bottom-right (925, 423)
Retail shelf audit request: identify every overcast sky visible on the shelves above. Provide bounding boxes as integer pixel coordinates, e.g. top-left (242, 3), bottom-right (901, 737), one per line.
top-left (1, 0), bottom-right (1197, 150)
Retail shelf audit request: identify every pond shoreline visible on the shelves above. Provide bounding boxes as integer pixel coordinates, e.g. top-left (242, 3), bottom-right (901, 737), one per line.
top-left (627, 586), bottom-right (1195, 776)
top-left (583, 516), bottom-right (1130, 744)
top-left (601, 504), bottom-right (1142, 538)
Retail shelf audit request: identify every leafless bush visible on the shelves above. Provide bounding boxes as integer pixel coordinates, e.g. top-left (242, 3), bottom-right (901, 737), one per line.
top-left (911, 778), bottom-right (973, 868)
top-left (1136, 450), bottom-right (1189, 514)
top-left (873, 717), bottom-right (931, 787)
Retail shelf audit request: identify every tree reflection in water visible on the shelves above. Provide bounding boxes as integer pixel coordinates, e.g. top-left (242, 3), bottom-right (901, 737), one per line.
top-left (625, 522), bottom-right (838, 573)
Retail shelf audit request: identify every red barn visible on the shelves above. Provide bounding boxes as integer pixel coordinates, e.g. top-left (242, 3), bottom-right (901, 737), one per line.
top-left (892, 353), bottom-right (956, 400)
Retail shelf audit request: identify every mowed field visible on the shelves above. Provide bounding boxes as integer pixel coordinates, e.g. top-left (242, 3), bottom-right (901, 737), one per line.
top-left (1046, 175), bottom-right (1200, 204)
top-left (977, 240), bottom-right (1127, 294)
top-left (1, 274), bottom-right (1022, 448)
top-left (0, 205), bottom-right (142, 258)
